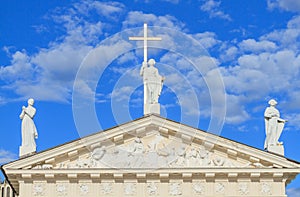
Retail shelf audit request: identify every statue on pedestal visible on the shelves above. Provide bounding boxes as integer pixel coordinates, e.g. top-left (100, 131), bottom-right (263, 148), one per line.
top-left (129, 23), bottom-right (163, 115)
top-left (140, 59), bottom-right (164, 105)
top-left (19, 98), bottom-right (38, 157)
top-left (264, 99), bottom-right (286, 155)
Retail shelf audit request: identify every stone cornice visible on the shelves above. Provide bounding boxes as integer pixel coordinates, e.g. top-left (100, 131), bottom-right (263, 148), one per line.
top-left (6, 167), bottom-right (300, 175)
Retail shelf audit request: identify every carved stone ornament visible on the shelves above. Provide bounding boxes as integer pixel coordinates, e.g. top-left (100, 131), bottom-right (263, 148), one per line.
top-left (169, 182), bottom-right (182, 196)
top-left (147, 182), bottom-right (158, 195)
top-left (261, 182), bottom-right (272, 195)
top-left (79, 184), bottom-right (89, 195)
top-left (33, 183), bottom-right (45, 196)
top-left (101, 182), bottom-right (113, 195)
top-left (215, 182), bottom-right (225, 193)
top-left (124, 183), bottom-right (136, 195)
top-left (90, 146), bottom-right (106, 167)
top-left (56, 184), bottom-right (67, 196)
top-left (238, 182), bottom-right (249, 195)
top-left (52, 133), bottom-right (256, 169)
top-left (32, 164), bottom-right (53, 169)
top-left (193, 182), bottom-right (204, 195)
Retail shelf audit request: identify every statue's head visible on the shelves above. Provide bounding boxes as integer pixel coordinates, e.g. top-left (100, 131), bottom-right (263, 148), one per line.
top-left (268, 99), bottom-right (277, 106)
top-left (135, 137), bottom-right (141, 143)
top-left (148, 59), bottom-right (156, 66)
top-left (28, 98), bottom-right (34, 106)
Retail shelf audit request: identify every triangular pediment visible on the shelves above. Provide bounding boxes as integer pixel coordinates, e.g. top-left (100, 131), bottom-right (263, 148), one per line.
top-left (3, 115), bottom-right (299, 171)
top-left (3, 115), bottom-right (300, 194)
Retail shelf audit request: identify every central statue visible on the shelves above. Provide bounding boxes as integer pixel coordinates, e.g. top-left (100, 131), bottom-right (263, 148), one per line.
top-left (140, 59), bottom-right (164, 104)
top-left (129, 23), bottom-right (164, 115)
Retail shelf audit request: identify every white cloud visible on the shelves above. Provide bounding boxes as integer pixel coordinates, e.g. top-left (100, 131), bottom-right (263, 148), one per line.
top-left (0, 1), bottom-right (126, 103)
top-left (220, 46), bottom-right (238, 62)
top-left (0, 51), bottom-right (35, 82)
top-left (111, 86), bottom-right (135, 102)
top-left (267, 0), bottom-right (300, 12)
top-left (261, 16), bottom-right (300, 51)
top-left (193, 32), bottom-right (220, 49)
top-left (0, 149), bottom-right (17, 164)
top-left (217, 15), bottom-right (300, 126)
top-left (222, 50), bottom-right (300, 99)
top-left (239, 39), bottom-right (277, 53)
top-left (225, 94), bottom-right (250, 124)
top-left (122, 11), bottom-right (185, 30)
top-left (200, 0), bottom-right (231, 21)
top-left (92, 1), bottom-right (125, 19)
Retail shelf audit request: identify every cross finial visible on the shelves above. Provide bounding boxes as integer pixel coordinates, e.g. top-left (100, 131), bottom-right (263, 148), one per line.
top-left (129, 23), bottom-right (162, 63)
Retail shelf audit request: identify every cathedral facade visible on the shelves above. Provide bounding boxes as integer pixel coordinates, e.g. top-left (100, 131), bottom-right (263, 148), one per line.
top-left (1, 115), bottom-right (300, 196)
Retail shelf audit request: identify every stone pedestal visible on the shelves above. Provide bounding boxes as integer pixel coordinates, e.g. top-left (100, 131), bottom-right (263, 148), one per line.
top-left (144, 103), bottom-right (160, 115)
top-left (268, 144), bottom-right (284, 156)
top-left (19, 145), bottom-right (36, 158)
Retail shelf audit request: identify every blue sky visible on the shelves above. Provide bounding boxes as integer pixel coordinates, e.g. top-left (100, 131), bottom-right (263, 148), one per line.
top-left (1, 0), bottom-right (300, 195)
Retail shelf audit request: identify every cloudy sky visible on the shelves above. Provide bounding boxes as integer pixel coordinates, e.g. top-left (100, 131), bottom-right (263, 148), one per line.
top-left (1, 0), bottom-right (300, 195)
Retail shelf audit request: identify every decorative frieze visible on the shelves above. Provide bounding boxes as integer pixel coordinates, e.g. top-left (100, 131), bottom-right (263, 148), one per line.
top-left (49, 132), bottom-right (269, 170)
top-left (169, 182), bottom-right (182, 196)
top-left (33, 183), bottom-right (45, 196)
top-left (215, 182), bottom-right (225, 194)
top-left (56, 184), bottom-right (67, 196)
top-left (79, 184), bottom-right (89, 195)
top-left (193, 182), bottom-right (204, 195)
top-left (124, 183), bottom-right (136, 195)
top-left (238, 182), bottom-right (249, 195)
top-left (101, 182), bottom-right (112, 195)
top-left (261, 182), bottom-right (272, 195)
top-left (25, 176), bottom-right (288, 196)
top-left (147, 182), bottom-right (158, 195)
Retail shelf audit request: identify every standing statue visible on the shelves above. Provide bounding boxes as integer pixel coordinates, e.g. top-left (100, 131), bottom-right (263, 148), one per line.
top-left (19, 98), bottom-right (38, 157)
top-left (140, 59), bottom-right (164, 104)
top-left (264, 99), bottom-right (286, 152)
top-left (129, 23), bottom-right (163, 115)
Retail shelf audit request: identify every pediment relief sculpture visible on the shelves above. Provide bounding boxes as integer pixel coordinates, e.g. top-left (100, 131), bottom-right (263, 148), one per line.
top-left (28, 132), bottom-right (274, 170)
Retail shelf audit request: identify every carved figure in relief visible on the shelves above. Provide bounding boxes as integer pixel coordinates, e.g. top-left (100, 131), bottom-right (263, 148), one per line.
top-left (91, 146), bottom-right (106, 167)
top-left (76, 158), bottom-right (91, 168)
top-left (264, 99), bottom-right (286, 150)
top-left (147, 134), bottom-right (165, 152)
top-left (171, 146), bottom-right (186, 167)
top-left (32, 164), bottom-right (53, 169)
top-left (198, 147), bottom-right (211, 166)
top-left (129, 138), bottom-right (145, 154)
top-left (187, 148), bottom-right (200, 166)
top-left (128, 138), bottom-right (145, 167)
